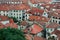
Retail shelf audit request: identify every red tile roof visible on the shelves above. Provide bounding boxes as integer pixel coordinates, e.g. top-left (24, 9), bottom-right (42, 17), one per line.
top-left (34, 36), bottom-right (46, 40)
top-left (29, 16), bottom-right (50, 22)
top-left (51, 30), bottom-right (60, 40)
top-left (30, 0), bottom-right (52, 4)
top-left (24, 28), bottom-right (28, 33)
top-left (25, 34), bottom-right (32, 40)
top-left (0, 4), bottom-right (30, 11)
top-left (49, 12), bottom-right (60, 18)
top-left (41, 4), bottom-right (59, 11)
top-left (54, 9), bottom-right (60, 13)
top-left (0, 16), bottom-right (9, 21)
top-left (21, 21), bottom-right (28, 26)
top-left (46, 22), bottom-right (60, 28)
top-left (21, 0), bottom-right (28, 4)
top-left (0, 16), bottom-right (18, 29)
top-left (24, 24), bottom-right (43, 34)
top-left (9, 18), bottom-right (14, 23)
top-left (0, 23), bottom-right (5, 29)
top-left (51, 30), bottom-right (60, 36)
top-left (27, 7), bottom-right (44, 15)
top-left (30, 24), bottom-right (43, 34)
top-left (5, 23), bottom-right (18, 28)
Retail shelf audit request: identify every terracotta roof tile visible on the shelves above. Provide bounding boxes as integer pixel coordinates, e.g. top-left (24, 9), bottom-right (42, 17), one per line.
top-left (34, 36), bottom-right (46, 40)
top-left (9, 18), bottom-right (14, 23)
top-left (0, 23), bottom-right (5, 29)
top-left (27, 7), bottom-right (44, 15)
top-left (29, 16), bottom-right (50, 22)
top-left (49, 12), bottom-right (60, 18)
top-left (0, 16), bottom-right (9, 21)
top-left (51, 30), bottom-right (60, 36)
top-left (0, 4), bottom-right (30, 11)
top-left (30, 0), bottom-right (52, 4)
top-left (51, 30), bottom-right (60, 40)
top-left (30, 24), bottom-right (43, 34)
top-left (5, 23), bottom-right (18, 28)
top-left (21, 21), bottom-right (28, 26)
top-left (46, 22), bottom-right (60, 28)
top-left (25, 34), bottom-right (32, 40)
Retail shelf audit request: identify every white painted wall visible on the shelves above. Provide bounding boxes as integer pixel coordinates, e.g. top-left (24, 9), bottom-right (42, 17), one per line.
top-left (0, 10), bottom-right (27, 21)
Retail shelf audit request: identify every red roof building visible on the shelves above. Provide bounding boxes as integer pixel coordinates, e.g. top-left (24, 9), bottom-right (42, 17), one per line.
top-left (25, 34), bottom-right (32, 40)
top-left (0, 16), bottom-right (18, 29)
top-left (30, 0), bottom-right (52, 4)
top-left (46, 22), bottom-right (60, 28)
top-left (51, 30), bottom-right (60, 40)
top-left (30, 24), bottom-right (43, 34)
top-left (27, 7), bottom-right (44, 15)
top-left (0, 4), bottom-right (30, 11)
top-left (0, 16), bottom-right (9, 21)
top-left (29, 16), bottom-right (50, 22)
top-left (34, 36), bottom-right (46, 40)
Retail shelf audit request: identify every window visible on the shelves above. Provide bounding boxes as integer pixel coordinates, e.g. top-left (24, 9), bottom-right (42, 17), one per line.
top-left (44, 13), bottom-right (46, 15)
top-left (53, 20), bottom-right (54, 22)
top-left (26, 15), bottom-right (27, 17)
top-left (50, 20), bottom-right (51, 22)
top-left (11, 13), bottom-right (12, 15)
top-left (19, 17), bottom-right (21, 19)
top-left (4, 14), bottom-right (5, 16)
top-left (23, 16), bottom-right (25, 18)
top-left (7, 14), bottom-right (8, 16)
top-left (53, 16), bottom-right (55, 18)
top-left (59, 18), bottom-right (60, 19)
top-left (56, 17), bottom-right (57, 19)
top-left (17, 17), bottom-right (18, 18)
top-left (59, 21), bottom-right (60, 24)
top-left (51, 29), bottom-right (52, 31)
top-left (56, 21), bottom-right (57, 23)
top-left (14, 14), bottom-right (15, 15)
top-left (14, 10), bottom-right (15, 12)
top-left (22, 10), bottom-right (24, 12)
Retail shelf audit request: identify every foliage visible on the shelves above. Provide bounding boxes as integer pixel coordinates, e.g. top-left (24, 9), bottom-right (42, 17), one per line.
top-left (48, 36), bottom-right (55, 40)
top-left (0, 28), bottom-right (26, 40)
top-left (9, 17), bottom-right (18, 23)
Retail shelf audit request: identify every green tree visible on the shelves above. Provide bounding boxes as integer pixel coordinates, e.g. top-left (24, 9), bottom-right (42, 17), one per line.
top-left (0, 28), bottom-right (26, 40)
top-left (9, 17), bottom-right (18, 23)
